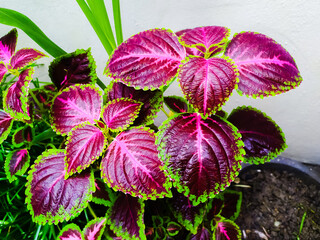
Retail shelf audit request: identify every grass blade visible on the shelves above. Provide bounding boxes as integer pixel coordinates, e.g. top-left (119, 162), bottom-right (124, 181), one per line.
top-left (112, 0), bottom-right (123, 45)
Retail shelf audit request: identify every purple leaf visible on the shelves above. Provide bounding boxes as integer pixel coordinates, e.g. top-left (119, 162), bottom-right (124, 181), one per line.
top-left (188, 227), bottom-right (211, 240)
top-left (12, 127), bottom-right (25, 147)
top-left (0, 62), bottom-right (7, 82)
top-left (212, 218), bottom-right (241, 240)
top-left (0, 28), bottom-right (17, 64)
top-left (92, 178), bottom-right (115, 207)
top-left (163, 96), bottom-right (188, 113)
top-left (176, 29), bottom-right (204, 57)
top-left (107, 82), bottom-right (163, 125)
top-left (65, 123), bottom-right (107, 177)
top-left (225, 31), bottom-right (302, 97)
top-left (179, 56), bottom-right (238, 116)
top-left (106, 28), bottom-right (186, 89)
top-left (219, 190), bottom-right (242, 221)
top-left (83, 218), bottom-right (107, 240)
top-left (0, 110), bottom-right (14, 144)
top-left (207, 198), bottom-right (224, 221)
top-left (227, 106), bottom-right (286, 164)
top-left (26, 149), bottom-right (95, 225)
top-left (4, 149), bottom-right (30, 183)
top-left (106, 193), bottom-right (146, 240)
top-left (101, 127), bottom-right (171, 199)
top-left (49, 49), bottom-right (97, 90)
top-left (156, 113), bottom-right (244, 205)
top-left (9, 48), bottom-right (46, 70)
top-left (58, 224), bottom-right (83, 240)
top-left (51, 84), bottom-right (102, 135)
top-left (179, 26), bottom-right (230, 56)
top-left (4, 68), bottom-right (34, 121)
top-left (102, 98), bottom-right (142, 131)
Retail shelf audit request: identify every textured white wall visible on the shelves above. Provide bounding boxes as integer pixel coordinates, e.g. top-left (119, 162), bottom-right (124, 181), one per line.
top-left (1, 0), bottom-right (319, 163)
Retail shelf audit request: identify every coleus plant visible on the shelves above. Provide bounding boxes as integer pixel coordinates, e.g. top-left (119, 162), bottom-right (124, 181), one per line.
top-left (0, 19), bottom-right (302, 240)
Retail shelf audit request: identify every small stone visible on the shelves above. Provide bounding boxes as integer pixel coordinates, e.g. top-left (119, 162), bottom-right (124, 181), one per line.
top-left (274, 221), bottom-right (281, 227)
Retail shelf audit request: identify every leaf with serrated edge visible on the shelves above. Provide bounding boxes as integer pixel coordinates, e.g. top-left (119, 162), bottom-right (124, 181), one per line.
top-left (227, 106), bottom-right (286, 164)
top-left (25, 149), bottom-right (95, 225)
top-left (0, 28), bottom-right (17, 64)
top-left (65, 122), bottom-right (107, 178)
top-left (10, 48), bottom-right (46, 70)
top-left (179, 56), bottom-right (238, 117)
top-left (0, 63), bottom-right (7, 82)
top-left (0, 110), bottom-right (14, 144)
top-left (58, 223), bottom-right (83, 240)
top-left (101, 127), bottom-right (171, 200)
top-left (106, 193), bottom-right (146, 240)
top-left (12, 127), bottom-right (25, 148)
top-left (225, 31), bottom-right (302, 97)
top-left (83, 217), bottom-right (107, 240)
top-left (51, 84), bottom-right (102, 135)
top-left (102, 98), bottom-right (141, 132)
top-left (219, 190), bottom-right (242, 221)
top-left (164, 96), bottom-right (189, 113)
top-left (4, 68), bottom-right (34, 121)
top-left (92, 178), bottom-right (115, 207)
top-left (156, 113), bottom-right (244, 205)
top-left (106, 28), bottom-right (186, 90)
top-left (188, 226), bottom-right (211, 240)
top-left (4, 148), bottom-right (30, 183)
top-left (212, 217), bottom-right (241, 240)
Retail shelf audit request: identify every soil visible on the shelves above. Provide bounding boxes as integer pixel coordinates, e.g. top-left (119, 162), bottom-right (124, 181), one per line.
top-left (232, 164), bottom-right (320, 240)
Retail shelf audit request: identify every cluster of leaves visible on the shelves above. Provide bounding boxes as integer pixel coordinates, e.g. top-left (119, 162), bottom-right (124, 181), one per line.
top-left (0, 23), bottom-right (301, 239)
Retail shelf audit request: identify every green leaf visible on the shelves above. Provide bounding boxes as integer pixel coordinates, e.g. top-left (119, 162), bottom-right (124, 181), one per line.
top-left (112, 0), bottom-right (123, 45)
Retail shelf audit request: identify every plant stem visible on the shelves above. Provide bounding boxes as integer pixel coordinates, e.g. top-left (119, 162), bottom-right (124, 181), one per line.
top-left (96, 77), bottom-right (107, 90)
top-left (29, 90), bottom-right (45, 113)
top-left (112, 0), bottom-right (123, 45)
top-left (32, 128), bottom-right (56, 144)
top-left (161, 107), bottom-right (170, 118)
top-left (87, 203), bottom-right (97, 219)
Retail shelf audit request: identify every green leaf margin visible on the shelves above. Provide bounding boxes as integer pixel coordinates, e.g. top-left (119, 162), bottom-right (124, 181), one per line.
top-left (4, 148), bottom-right (30, 183)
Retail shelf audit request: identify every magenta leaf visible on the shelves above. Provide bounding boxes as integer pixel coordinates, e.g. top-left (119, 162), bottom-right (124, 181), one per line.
top-left (4, 148), bottom-right (30, 183)
top-left (102, 98), bottom-right (142, 132)
top-left (178, 56), bottom-right (238, 116)
top-left (188, 227), bottom-right (211, 240)
top-left (26, 149), bottom-right (95, 225)
top-left (225, 31), bottom-right (302, 97)
top-left (49, 49), bottom-right (97, 90)
top-left (179, 26), bottom-right (230, 56)
top-left (107, 82), bottom-right (163, 125)
top-left (106, 193), bottom-right (146, 240)
top-left (0, 28), bottom-right (17, 64)
top-left (92, 178), bottom-right (115, 207)
top-left (51, 84), bottom-right (102, 135)
top-left (83, 218), bottom-right (107, 240)
top-left (58, 224), bottom-right (83, 240)
top-left (156, 113), bottom-right (244, 205)
top-left (0, 110), bottom-right (14, 144)
top-left (176, 29), bottom-right (204, 57)
top-left (106, 28), bottom-right (186, 89)
top-left (163, 96), bottom-right (189, 113)
top-left (10, 48), bottom-right (46, 70)
top-left (65, 123), bottom-right (107, 177)
top-left (0, 62), bottom-right (7, 82)
top-left (227, 106), bottom-right (286, 164)
top-left (101, 127), bottom-right (171, 199)
top-left (212, 218), bottom-right (241, 240)
top-left (4, 68), bottom-right (34, 121)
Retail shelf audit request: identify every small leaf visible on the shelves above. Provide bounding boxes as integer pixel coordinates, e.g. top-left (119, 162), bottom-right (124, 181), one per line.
top-left (0, 62), bottom-right (7, 82)
top-left (178, 56), bottom-right (238, 117)
top-left (51, 84), bottom-right (102, 135)
top-left (219, 190), bottom-right (242, 221)
top-left (49, 49), bottom-right (97, 90)
top-left (58, 223), bottom-right (83, 240)
top-left (156, 113), bottom-right (244, 205)
top-left (0, 110), bottom-right (14, 144)
top-left (106, 193), bottom-right (146, 240)
top-left (166, 222), bottom-right (181, 237)
top-left (188, 227), bottom-right (211, 240)
top-left (92, 178), bottom-right (115, 207)
top-left (176, 29), bottom-right (204, 57)
top-left (26, 149), bottom-right (95, 225)
top-left (101, 127), bottom-right (171, 200)
top-left (10, 48), bottom-right (46, 70)
top-left (102, 98), bottom-right (142, 131)
top-left (227, 106), bottom-right (286, 164)
top-left (12, 126), bottom-right (24, 147)
top-left (107, 82), bottom-right (163, 125)
top-left (212, 218), bottom-right (241, 240)
top-left (0, 28), bottom-right (17, 64)
top-left (163, 96), bottom-right (189, 113)
top-left (225, 31), bottom-right (302, 97)
top-left (4, 148), bottom-right (30, 183)
top-left (106, 28), bottom-right (186, 89)
top-left (4, 68), bottom-right (34, 121)
top-left (65, 122), bottom-right (107, 177)
top-left (83, 217), bottom-right (107, 240)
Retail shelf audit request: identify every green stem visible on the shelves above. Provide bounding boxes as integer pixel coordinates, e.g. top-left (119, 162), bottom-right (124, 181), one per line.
top-left (32, 128), bottom-right (56, 144)
top-left (112, 0), bottom-right (123, 45)
top-left (96, 77), bottom-right (107, 90)
top-left (87, 203), bottom-right (97, 219)
top-left (34, 224), bottom-right (41, 240)
top-left (29, 90), bottom-right (45, 113)
top-left (161, 107), bottom-right (170, 118)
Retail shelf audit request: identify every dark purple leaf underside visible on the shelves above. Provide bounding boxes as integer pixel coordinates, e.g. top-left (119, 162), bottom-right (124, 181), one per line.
top-left (101, 127), bottom-right (170, 199)
top-left (5, 148), bottom-right (29, 183)
top-left (106, 28), bottom-right (186, 89)
top-left (0, 110), bottom-right (14, 144)
top-left (157, 113), bottom-right (244, 205)
top-left (219, 190), bottom-right (242, 221)
top-left (0, 28), bottom-right (17, 64)
top-left (58, 224), bottom-right (83, 240)
top-left (4, 68), bottom-right (34, 121)
top-left (225, 31), bottom-right (302, 97)
top-left (102, 98), bottom-right (141, 131)
top-left (227, 106), bottom-right (286, 164)
top-left (206, 198), bottom-right (224, 222)
top-left (164, 96), bottom-right (188, 113)
top-left (13, 127), bottom-right (24, 147)
top-left (83, 218), bottom-right (107, 240)
top-left (65, 123), bottom-right (107, 177)
top-left (26, 150), bottom-right (95, 225)
top-left (107, 82), bottom-right (163, 126)
top-left (10, 48), bottom-right (46, 70)
top-left (106, 193), bottom-right (145, 240)
top-left (51, 84), bottom-right (102, 135)
top-left (92, 178), bottom-right (114, 207)
top-left (189, 227), bottom-right (211, 240)
top-left (49, 49), bottom-right (97, 90)
top-left (213, 219), bottom-right (241, 240)
top-left (179, 57), bottom-right (238, 116)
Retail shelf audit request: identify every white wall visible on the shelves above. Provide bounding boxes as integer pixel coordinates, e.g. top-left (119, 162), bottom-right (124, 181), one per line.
top-left (1, 0), bottom-right (319, 163)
